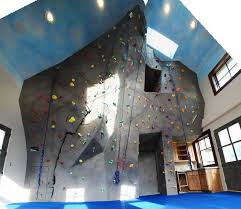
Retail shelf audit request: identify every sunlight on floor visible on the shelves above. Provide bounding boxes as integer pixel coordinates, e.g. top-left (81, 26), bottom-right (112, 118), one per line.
top-left (129, 201), bottom-right (165, 209)
top-left (120, 185), bottom-right (136, 200)
top-left (66, 188), bottom-right (85, 202)
top-left (0, 175), bottom-right (30, 203)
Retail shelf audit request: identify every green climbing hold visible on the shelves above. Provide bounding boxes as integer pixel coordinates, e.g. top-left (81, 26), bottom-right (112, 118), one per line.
top-left (108, 160), bottom-right (114, 165)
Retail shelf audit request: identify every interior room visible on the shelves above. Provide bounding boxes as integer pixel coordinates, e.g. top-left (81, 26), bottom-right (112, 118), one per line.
top-left (0, 0), bottom-right (241, 208)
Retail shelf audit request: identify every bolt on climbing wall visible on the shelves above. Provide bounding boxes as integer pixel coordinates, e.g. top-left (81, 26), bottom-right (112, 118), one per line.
top-left (19, 6), bottom-right (204, 202)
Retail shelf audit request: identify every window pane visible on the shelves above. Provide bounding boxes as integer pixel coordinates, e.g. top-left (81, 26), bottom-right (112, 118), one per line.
top-left (199, 139), bottom-right (206, 150)
top-left (218, 73), bottom-right (231, 88)
top-left (218, 129), bottom-right (231, 146)
top-left (201, 148), bottom-right (215, 166)
top-left (0, 129), bottom-right (5, 150)
top-left (226, 58), bottom-right (237, 69)
top-left (195, 143), bottom-right (202, 163)
top-left (205, 137), bottom-right (211, 148)
top-left (216, 65), bottom-right (229, 81)
top-left (222, 145), bottom-right (236, 162)
top-left (212, 76), bottom-right (220, 91)
top-left (234, 141), bottom-right (241, 160)
top-left (230, 63), bottom-right (240, 77)
top-left (228, 123), bottom-right (241, 143)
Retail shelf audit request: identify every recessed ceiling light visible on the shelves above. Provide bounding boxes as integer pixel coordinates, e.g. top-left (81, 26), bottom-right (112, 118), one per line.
top-left (190, 20), bottom-right (197, 30)
top-left (164, 3), bottom-right (170, 15)
top-left (97, 0), bottom-right (104, 10)
top-left (45, 10), bottom-right (54, 23)
top-left (143, 0), bottom-right (149, 5)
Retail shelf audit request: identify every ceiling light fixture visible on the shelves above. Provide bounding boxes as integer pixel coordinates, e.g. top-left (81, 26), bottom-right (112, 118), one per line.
top-left (97, 0), bottom-right (104, 10)
top-left (143, 0), bottom-right (149, 5)
top-left (164, 3), bottom-right (170, 15)
top-left (190, 20), bottom-right (197, 30)
top-left (45, 10), bottom-right (55, 23)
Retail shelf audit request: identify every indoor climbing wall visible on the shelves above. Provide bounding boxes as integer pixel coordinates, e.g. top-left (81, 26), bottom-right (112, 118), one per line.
top-left (19, 6), bottom-right (204, 202)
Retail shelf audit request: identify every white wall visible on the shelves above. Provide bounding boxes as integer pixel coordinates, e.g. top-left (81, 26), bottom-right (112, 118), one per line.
top-left (0, 66), bottom-right (28, 204)
top-left (199, 72), bottom-right (241, 191)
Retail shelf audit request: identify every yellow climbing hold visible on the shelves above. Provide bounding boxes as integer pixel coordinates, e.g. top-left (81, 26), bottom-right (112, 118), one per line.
top-left (68, 116), bottom-right (76, 123)
top-left (139, 59), bottom-right (143, 64)
top-left (52, 95), bottom-right (58, 100)
top-left (72, 101), bottom-right (76, 105)
top-left (51, 124), bottom-right (56, 129)
top-left (71, 78), bottom-right (75, 82)
top-left (79, 159), bottom-right (83, 163)
top-left (70, 82), bottom-right (75, 87)
top-left (90, 64), bottom-right (95, 69)
top-left (129, 163), bottom-right (134, 168)
top-left (70, 144), bottom-right (75, 148)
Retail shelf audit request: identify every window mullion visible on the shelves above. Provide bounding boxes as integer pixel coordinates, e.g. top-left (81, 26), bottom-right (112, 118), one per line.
top-left (226, 62), bottom-right (232, 77)
top-left (197, 142), bottom-right (204, 166)
top-left (227, 128), bottom-right (238, 160)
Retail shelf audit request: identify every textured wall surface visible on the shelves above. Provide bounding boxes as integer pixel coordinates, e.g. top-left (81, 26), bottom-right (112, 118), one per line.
top-left (19, 7), bottom-right (204, 202)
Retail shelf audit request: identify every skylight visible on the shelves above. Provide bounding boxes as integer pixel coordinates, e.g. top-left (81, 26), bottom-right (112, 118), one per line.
top-left (0, 0), bottom-right (36, 20)
top-left (146, 27), bottom-right (178, 59)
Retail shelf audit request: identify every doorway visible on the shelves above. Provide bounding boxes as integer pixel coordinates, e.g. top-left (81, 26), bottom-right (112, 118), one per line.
top-left (139, 132), bottom-right (164, 195)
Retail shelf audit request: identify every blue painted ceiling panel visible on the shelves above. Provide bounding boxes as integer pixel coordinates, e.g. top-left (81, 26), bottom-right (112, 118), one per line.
top-left (144, 0), bottom-right (226, 79)
top-left (0, 0), bottom-right (141, 84)
top-left (0, 0), bottom-right (226, 84)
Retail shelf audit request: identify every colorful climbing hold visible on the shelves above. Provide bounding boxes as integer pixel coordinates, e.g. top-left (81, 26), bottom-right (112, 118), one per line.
top-left (68, 116), bottom-right (76, 123)
top-left (70, 82), bottom-right (75, 87)
top-left (52, 95), bottom-right (58, 100)
top-left (129, 12), bottom-right (133, 18)
top-left (108, 160), bottom-right (114, 165)
top-left (129, 163), bottom-right (134, 168)
top-left (79, 159), bottom-right (84, 163)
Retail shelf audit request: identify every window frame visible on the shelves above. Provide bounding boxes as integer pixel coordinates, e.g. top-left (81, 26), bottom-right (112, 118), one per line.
top-left (208, 53), bottom-right (241, 95)
top-left (0, 124), bottom-right (11, 174)
top-left (193, 130), bottom-right (217, 167)
top-left (214, 116), bottom-right (241, 164)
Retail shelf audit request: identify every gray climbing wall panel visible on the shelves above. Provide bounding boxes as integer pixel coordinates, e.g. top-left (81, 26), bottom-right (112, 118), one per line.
top-left (19, 6), bottom-right (204, 201)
